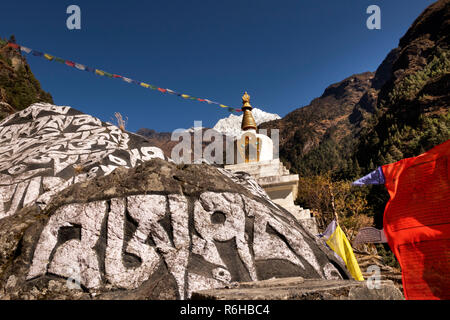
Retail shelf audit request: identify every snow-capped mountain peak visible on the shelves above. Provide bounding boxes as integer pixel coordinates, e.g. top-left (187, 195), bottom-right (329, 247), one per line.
top-left (213, 108), bottom-right (281, 137)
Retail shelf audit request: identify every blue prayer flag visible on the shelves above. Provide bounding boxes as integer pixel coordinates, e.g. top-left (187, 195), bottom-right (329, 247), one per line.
top-left (352, 167), bottom-right (385, 186)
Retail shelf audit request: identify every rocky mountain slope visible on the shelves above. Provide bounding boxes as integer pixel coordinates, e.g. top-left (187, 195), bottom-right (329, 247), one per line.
top-left (261, 0), bottom-right (449, 178)
top-left (0, 104), bottom-right (349, 300)
top-left (260, 72), bottom-right (378, 176)
top-left (356, 0), bottom-right (450, 170)
top-left (0, 36), bottom-right (53, 121)
top-left (136, 127), bottom-right (229, 161)
top-left (135, 128), bottom-right (176, 158)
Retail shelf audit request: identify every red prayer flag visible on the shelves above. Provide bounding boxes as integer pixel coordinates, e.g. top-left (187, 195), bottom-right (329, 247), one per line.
top-left (65, 61), bottom-right (75, 67)
top-left (113, 74), bottom-right (122, 78)
top-left (197, 98), bottom-right (206, 102)
top-left (157, 88), bottom-right (167, 93)
top-left (382, 139), bottom-right (450, 300)
top-left (7, 43), bottom-right (19, 49)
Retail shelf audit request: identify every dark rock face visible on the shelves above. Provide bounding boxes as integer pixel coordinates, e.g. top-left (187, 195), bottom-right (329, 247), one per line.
top-left (136, 128), bottom-right (175, 158)
top-left (259, 72), bottom-right (377, 174)
top-left (356, 0), bottom-right (450, 169)
top-left (0, 104), bottom-right (349, 300)
top-left (377, 0), bottom-right (450, 109)
top-left (191, 277), bottom-right (404, 300)
top-left (260, 0), bottom-right (450, 176)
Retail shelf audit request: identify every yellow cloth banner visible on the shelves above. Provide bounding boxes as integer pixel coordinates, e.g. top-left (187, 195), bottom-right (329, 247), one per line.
top-left (326, 224), bottom-right (364, 281)
top-left (95, 69), bottom-right (105, 76)
top-left (44, 54), bottom-right (54, 61)
top-left (140, 82), bottom-right (150, 88)
top-left (181, 94), bottom-right (190, 99)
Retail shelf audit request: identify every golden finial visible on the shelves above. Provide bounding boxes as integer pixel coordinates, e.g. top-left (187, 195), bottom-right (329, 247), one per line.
top-left (241, 91), bottom-right (257, 131)
top-left (242, 91), bottom-right (251, 109)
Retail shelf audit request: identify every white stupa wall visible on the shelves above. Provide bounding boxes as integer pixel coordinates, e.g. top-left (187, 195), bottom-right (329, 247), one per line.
top-left (225, 131), bottom-right (317, 234)
top-left (235, 130), bottom-right (274, 164)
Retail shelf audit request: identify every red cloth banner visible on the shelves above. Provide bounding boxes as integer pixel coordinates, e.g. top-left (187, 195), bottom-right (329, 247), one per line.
top-left (7, 43), bottom-right (19, 49)
top-left (382, 139), bottom-right (450, 300)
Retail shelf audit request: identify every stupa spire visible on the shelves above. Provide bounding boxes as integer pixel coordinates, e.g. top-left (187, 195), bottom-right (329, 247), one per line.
top-left (241, 91), bottom-right (257, 131)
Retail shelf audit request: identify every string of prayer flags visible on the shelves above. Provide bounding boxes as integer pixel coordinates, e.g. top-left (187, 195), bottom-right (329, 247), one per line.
top-left (20, 46), bottom-right (32, 54)
top-left (75, 63), bottom-right (85, 70)
top-left (54, 57), bottom-right (65, 64)
top-left (1, 39), bottom-right (242, 114)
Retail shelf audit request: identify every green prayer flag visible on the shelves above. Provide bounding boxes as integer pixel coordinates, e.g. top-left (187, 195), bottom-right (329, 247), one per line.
top-left (54, 57), bottom-right (65, 64)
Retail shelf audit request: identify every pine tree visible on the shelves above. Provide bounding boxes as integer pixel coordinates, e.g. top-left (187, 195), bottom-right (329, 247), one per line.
top-left (354, 160), bottom-right (362, 177)
top-left (384, 153), bottom-right (395, 165)
top-left (368, 159), bottom-right (375, 171)
top-left (388, 145), bottom-right (403, 161)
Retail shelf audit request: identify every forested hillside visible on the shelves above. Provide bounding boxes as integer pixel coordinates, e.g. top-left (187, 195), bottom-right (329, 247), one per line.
top-left (0, 35), bottom-right (53, 120)
top-left (262, 0), bottom-right (449, 266)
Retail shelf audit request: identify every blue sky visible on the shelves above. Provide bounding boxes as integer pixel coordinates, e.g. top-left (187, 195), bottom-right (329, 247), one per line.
top-left (1, 0), bottom-right (434, 132)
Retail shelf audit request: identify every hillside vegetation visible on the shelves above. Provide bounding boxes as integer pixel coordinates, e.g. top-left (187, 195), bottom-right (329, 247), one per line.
top-left (0, 35), bottom-right (53, 120)
top-left (263, 0), bottom-right (450, 266)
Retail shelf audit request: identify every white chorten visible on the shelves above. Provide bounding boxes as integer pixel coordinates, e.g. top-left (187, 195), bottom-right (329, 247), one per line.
top-left (224, 92), bottom-right (318, 234)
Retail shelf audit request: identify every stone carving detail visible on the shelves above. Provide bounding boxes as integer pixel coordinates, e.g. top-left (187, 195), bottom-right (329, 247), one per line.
top-left (105, 197), bottom-right (161, 290)
top-left (27, 192), bottom-right (342, 299)
top-left (27, 201), bottom-right (106, 289)
top-left (0, 103), bottom-right (166, 220)
top-left (194, 192), bottom-right (257, 281)
top-left (217, 167), bottom-right (280, 210)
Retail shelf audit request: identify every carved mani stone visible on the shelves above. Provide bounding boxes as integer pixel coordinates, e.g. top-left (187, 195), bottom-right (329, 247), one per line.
top-left (26, 191), bottom-right (343, 299)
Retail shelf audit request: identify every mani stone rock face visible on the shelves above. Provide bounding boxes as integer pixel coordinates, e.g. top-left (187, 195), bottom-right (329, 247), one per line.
top-left (0, 103), bottom-right (349, 300)
top-left (0, 103), bottom-right (167, 220)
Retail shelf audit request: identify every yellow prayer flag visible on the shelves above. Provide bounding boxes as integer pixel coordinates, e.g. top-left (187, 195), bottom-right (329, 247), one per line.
top-left (95, 69), bottom-right (105, 76)
top-left (219, 104), bottom-right (228, 108)
top-left (44, 54), bottom-right (54, 61)
top-left (140, 83), bottom-right (150, 88)
top-left (181, 94), bottom-right (190, 99)
top-left (326, 224), bottom-right (364, 281)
